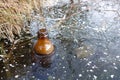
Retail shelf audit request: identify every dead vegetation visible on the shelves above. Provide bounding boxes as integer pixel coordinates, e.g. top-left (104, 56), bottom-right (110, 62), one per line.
top-left (0, 0), bottom-right (42, 42)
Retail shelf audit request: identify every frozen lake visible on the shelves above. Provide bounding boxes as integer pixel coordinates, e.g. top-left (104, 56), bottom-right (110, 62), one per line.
top-left (0, 0), bottom-right (120, 80)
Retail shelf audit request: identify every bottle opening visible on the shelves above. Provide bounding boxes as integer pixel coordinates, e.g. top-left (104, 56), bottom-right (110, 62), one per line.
top-left (39, 28), bottom-right (46, 32)
top-left (38, 28), bottom-right (48, 38)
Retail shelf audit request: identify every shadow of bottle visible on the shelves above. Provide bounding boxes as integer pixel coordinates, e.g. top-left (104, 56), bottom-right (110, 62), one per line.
top-left (31, 50), bottom-right (55, 68)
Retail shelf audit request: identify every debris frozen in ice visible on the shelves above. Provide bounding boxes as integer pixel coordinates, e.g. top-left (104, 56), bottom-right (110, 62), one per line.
top-left (74, 45), bottom-right (93, 58)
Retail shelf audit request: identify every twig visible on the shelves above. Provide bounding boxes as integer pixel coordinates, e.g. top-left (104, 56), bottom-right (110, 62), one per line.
top-left (5, 36), bottom-right (36, 50)
top-left (16, 36), bottom-right (36, 46)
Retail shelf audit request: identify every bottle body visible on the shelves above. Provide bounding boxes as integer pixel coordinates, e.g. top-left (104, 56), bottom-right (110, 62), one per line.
top-left (34, 38), bottom-right (54, 55)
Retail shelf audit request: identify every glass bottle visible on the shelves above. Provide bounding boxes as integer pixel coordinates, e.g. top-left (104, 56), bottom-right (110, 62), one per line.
top-left (32, 28), bottom-right (55, 68)
top-left (34, 28), bottom-right (54, 55)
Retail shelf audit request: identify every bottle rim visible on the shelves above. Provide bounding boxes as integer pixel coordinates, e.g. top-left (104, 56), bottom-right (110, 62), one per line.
top-left (38, 28), bottom-right (48, 38)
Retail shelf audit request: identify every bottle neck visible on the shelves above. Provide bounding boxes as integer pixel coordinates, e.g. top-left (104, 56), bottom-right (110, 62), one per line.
top-left (37, 28), bottom-right (49, 39)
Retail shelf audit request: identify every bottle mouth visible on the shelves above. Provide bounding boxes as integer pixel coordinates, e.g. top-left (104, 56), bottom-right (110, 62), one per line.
top-left (38, 28), bottom-right (48, 38)
top-left (39, 28), bottom-right (47, 32)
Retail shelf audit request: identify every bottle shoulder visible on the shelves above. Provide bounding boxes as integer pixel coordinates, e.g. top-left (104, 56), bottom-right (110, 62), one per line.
top-left (35, 38), bottom-right (53, 45)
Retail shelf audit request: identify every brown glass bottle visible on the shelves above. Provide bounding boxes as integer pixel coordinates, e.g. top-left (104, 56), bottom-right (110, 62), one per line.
top-left (32, 28), bottom-right (55, 68)
top-left (33, 28), bottom-right (54, 55)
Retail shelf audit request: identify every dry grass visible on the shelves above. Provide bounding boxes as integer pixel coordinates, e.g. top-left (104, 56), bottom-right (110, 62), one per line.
top-left (0, 0), bottom-right (42, 42)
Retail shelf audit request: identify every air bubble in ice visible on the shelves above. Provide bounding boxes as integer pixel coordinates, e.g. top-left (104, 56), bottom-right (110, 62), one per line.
top-left (79, 74), bottom-right (82, 77)
top-left (63, 66), bottom-right (65, 69)
top-left (24, 65), bottom-right (26, 67)
top-left (1, 70), bottom-right (3, 73)
top-left (15, 75), bottom-right (19, 78)
top-left (14, 47), bottom-right (16, 49)
top-left (73, 56), bottom-right (76, 58)
top-left (62, 57), bottom-right (65, 60)
top-left (64, 71), bottom-right (66, 73)
top-left (93, 75), bottom-right (97, 80)
top-left (0, 58), bottom-right (2, 61)
top-left (5, 49), bottom-right (8, 52)
top-left (116, 56), bottom-right (120, 58)
top-left (47, 73), bottom-right (49, 76)
top-left (110, 75), bottom-right (114, 78)
top-left (32, 63), bottom-right (35, 66)
top-left (103, 69), bottom-right (107, 72)
top-left (20, 55), bottom-right (24, 57)
top-left (113, 63), bottom-right (116, 65)
top-left (5, 69), bottom-right (8, 72)
top-left (90, 69), bottom-right (94, 72)
top-left (32, 76), bottom-right (35, 78)
top-left (1, 77), bottom-right (3, 80)
top-left (3, 67), bottom-right (6, 69)
top-left (9, 64), bottom-right (15, 67)
top-left (103, 52), bottom-right (108, 55)
top-left (53, 76), bottom-right (55, 79)
top-left (114, 66), bottom-right (118, 70)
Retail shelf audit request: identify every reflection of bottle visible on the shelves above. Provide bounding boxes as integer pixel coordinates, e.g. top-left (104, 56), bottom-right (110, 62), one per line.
top-left (32, 28), bottom-right (55, 68)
